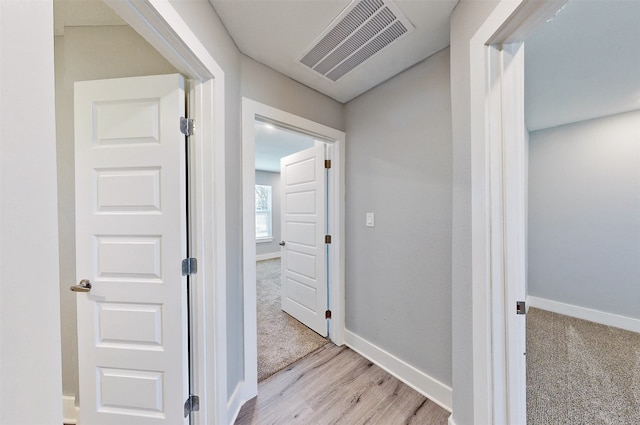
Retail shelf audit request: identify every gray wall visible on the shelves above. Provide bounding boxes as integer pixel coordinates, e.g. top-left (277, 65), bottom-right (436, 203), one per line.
top-left (241, 55), bottom-right (345, 131)
top-left (528, 110), bottom-right (640, 318)
top-left (344, 48), bottom-right (452, 387)
top-left (449, 1), bottom-right (500, 423)
top-left (54, 25), bottom-right (178, 399)
top-left (255, 170), bottom-right (282, 257)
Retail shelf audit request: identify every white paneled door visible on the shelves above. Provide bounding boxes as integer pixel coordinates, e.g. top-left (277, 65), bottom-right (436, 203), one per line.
top-left (280, 144), bottom-right (328, 337)
top-left (73, 74), bottom-right (189, 425)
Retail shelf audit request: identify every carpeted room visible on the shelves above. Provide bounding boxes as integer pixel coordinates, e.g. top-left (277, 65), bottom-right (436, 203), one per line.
top-left (255, 258), bottom-right (327, 381)
top-left (253, 124), bottom-right (331, 381)
top-left (524, 1), bottom-right (640, 420)
top-left (525, 107), bottom-right (640, 424)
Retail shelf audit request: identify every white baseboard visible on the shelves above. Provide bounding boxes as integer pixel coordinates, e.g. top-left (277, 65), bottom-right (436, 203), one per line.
top-left (256, 252), bottom-right (281, 261)
top-left (227, 380), bottom-right (256, 425)
top-left (63, 395), bottom-right (79, 424)
top-left (344, 329), bottom-right (452, 412)
top-left (448, 415), bottom-right (456, 425)
top-left (226, 381), bottom-right (243, 425)
top-left (527, 296), bottom-right (640, 334)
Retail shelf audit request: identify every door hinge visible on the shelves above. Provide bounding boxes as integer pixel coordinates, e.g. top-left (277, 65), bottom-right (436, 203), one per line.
top-left (325, 235), bottom-right (332, 244)
top-left (325, 310), bottom-right (332, 319)
top-left (324, 159), bottom-right (332, 169)
top-left (182, 258), bottom-right (198, 276)
top-left (516, 301), bottom-right (526, 315)
top-left (184, 394), bottom-right (200, 417)
top-left (180, 117), bottom-right (194, 136)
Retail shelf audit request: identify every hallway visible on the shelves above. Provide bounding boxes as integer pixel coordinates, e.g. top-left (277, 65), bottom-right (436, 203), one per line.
top-left (236, 343), bottom-right (450, 424)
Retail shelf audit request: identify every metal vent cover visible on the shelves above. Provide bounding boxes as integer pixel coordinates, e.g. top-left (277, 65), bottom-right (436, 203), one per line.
top-left (299, 0), bottom-right (414, 82)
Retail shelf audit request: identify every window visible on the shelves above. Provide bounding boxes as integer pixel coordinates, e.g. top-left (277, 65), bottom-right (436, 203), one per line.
top-left (255, 184), bottom-right (272, 240)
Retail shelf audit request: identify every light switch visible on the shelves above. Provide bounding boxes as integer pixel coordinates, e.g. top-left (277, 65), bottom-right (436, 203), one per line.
top-left (366, 212), bottom-right (375, 227)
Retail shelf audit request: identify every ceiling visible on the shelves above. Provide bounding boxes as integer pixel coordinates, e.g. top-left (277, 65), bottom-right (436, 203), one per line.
top-left (525, 0), bottom-right (640, 131)
top-left (254, 122), bottom-right (317, 172)
top-left (55, 0), bottom-right (639, 136)
top-left (210, 0), bottom-right (458, 103)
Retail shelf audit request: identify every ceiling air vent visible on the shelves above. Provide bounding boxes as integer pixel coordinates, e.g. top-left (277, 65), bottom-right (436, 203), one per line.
top-left (299, 0), bottom-right (414, 82)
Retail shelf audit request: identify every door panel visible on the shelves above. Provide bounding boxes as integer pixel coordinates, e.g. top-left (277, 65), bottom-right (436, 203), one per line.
top-left (74, 74), bottom-right (188, 425)
top-left (280, 144), bottom-right (328, 337)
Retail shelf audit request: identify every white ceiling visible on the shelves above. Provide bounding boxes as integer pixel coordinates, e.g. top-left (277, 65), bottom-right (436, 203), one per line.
top-left (210, 0), bottom-right (458, 103)
top-left (56, 0), bottom-right (639, 135)
top-left (255, 122), bottom-right (317, 172)
top-left (525, 0), bottom-right (640, 131)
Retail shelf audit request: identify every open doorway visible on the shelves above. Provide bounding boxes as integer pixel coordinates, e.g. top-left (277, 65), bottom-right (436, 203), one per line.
top-left (467, 0), bottom-right (639, 422)
top-left (524, 1), bottom-right (640, 422)
top-left (240, 98), bottom-right (346, 402)
top-left (253, 120), bottom-right (329, 380)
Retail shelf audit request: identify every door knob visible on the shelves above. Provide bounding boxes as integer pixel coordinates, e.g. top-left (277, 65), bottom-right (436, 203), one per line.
top-left (279, 241), bottom-right (286, 246)
top-left (70, 279), bottom-right (92, 293)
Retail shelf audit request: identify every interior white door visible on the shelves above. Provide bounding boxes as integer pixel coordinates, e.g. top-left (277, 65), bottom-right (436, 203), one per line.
top-left (280, 144), bottom-right (328, 337)
top-left (74, 74), bottom-right (189, 425)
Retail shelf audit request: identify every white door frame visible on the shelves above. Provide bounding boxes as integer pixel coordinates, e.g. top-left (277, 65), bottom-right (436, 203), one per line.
top-left (102, 1), bottom-right (228, 424)
top-left (240, 98), bottom-right (346, 405)
top-left (468, 0), bottom-right (567, 423)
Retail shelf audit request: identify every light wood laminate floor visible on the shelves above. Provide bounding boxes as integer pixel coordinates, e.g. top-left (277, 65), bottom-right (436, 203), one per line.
top-left (235, 343), bottom-right (450, 425)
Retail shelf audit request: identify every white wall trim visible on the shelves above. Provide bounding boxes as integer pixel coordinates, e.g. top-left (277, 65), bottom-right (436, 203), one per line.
top-left (448, 415), bottom-right (456, 425)
top-left (62, 396), bottom-right (79, 425)
top-left (344, 329), bottom-right (452, 412)
top-left (527, 296), bottom-right (640, 334)
top-left (256, 252), bottom-right (281, 261)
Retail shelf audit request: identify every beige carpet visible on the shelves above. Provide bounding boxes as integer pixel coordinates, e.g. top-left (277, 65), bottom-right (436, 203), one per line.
top-left (257, 258), bottom-right (327, 381)
top-left (527, 307), bottom-right (640, 424)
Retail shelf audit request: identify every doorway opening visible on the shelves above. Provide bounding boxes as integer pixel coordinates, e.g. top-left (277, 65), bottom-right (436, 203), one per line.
top-left (253, 120), bottom-right (330, 381)
top-left (239, 98), bottom-right (346, 408)
top-left (466, 0), bottom-right (639, 422)
top-left (467, 1), bottom-right (569, 423)
top-left (524, 1), bottom-right (640, 422)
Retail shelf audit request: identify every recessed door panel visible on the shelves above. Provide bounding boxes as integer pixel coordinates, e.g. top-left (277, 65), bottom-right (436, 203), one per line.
top-left (94, 100), bottom-right (160, 145)
top-left (97, 302), bottom-right (163, 349)
top-left (284, 157), bottom-right (316, 185)
top-left (287, 250), bottom-right (316, 280)
top-left (98, 368), bottom-right (164, 416)
top-left (286, 222), bottom-right (316, 247)
top-left (96, 236), bottom-right (162, 281)
top-left (96, 167), bottom-right (161, 213)
top-left (284, 277), bottom-right (317, 312)
top-left (285, 190), bottom-right (316, 214)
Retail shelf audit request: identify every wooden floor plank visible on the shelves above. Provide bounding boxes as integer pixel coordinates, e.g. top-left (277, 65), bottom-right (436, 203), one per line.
top-left (235, 343), bottom-right (450, 425)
